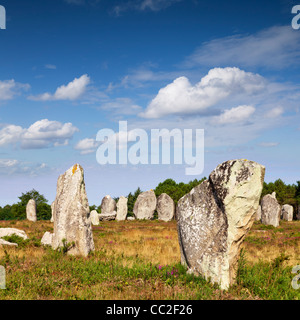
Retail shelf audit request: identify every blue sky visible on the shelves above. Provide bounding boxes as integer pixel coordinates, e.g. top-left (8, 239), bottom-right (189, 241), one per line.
top-left (1, 0), bottom-right (300, 206)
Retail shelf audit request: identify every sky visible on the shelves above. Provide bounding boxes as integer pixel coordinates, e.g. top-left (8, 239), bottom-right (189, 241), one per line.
top-left (0, 0), bottom-right (300, 207)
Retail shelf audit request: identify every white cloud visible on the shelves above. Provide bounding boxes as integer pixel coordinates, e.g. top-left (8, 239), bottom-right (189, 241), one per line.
top-left (140, 67), bottom-right (265, 118)
top-left (64, 0), bottom-right (85, 4)
top-left (100, 98), bottom-right (142, 115)
top-left (28, 74), bottom-right (91, 101)
top-left (0, 80), bottom-right (30, 100)
top-left (0, 125), bottom-right (24, 146)
top-left (211, 105), bottom-right (255, 125)
top-left (45, 64), bottom-right (57, 70)
top-left (258, 142), bottom-right (280, 148)
top-left (74, 138), bottom-right (100, 155)
top-left (0, 119), bottom-right (78, 149)
top-left (264, 106), bottom-right (284, 118)
top-left (0, 159), bottom-right (50, 176)
top-left (113, 0), bottom-right (182, 15)
top-left (183, 25), bottom-right (300, 70)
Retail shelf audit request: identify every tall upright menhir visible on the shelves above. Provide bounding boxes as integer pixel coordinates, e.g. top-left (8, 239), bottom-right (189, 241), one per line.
top-left (176, 159), bottom-right (265, 290)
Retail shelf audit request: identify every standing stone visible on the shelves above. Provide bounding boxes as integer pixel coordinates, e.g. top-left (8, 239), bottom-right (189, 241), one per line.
top-left (50, 201), bottom-right (54, 222)
top-left (133, 190), bottom-right (157, 220)
top-left (261, 193), bottom-right (281, 227)
top-left (90, 210), bottom-right (100, 225)
top-left (26, 199), bottom-right (37, 222)
top-left (176, 159), bottom-right (265, 290)
top-left (101, 195), bottom-right (116, 214)
top-left (281, 204), bottom-right (293, 221)
top-left (116, 196), bottom-right (128, 221)
top-left (50, 164), bottom-right (94, 257)
top-left (256, 205), bottom-right (262, 221)
top-left (157, 193), bottom-right (175, 222)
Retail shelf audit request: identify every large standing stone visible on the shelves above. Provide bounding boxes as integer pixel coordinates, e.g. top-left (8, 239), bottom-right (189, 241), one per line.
top-left (101, 195), bottom-right (116, 214)
top-left (26, 199), bottom-right (37, 222)
top-left (157, 193), bottom-right (175, 222)
top-left (90, 210), bottom-right (100, 225)
top-left (49, 164), bottom-right (94, 257)
top-left (281, 204), bottom-right (293, 221)
top-left (133, 190), bottom-right (157, 220)
top-left (116, 196), bottom-right (128, 221)
top-left (261, 193), bottom-right (281, 227)
top-left (176, 159), bottom-right (265, 290)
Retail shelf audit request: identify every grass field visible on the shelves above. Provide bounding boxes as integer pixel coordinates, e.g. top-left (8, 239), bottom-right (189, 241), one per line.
top-left (0, 219), bottom-right (300, 300)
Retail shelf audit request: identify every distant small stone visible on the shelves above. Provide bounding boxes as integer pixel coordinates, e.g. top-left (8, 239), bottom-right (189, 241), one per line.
top-left (157, 193), bottom-right (175, 222)
top-left (261, 193), bottom-right (281, 227)
top-left (281, 204), bottom-right (293, 221)
top-left (99, 211), bottom-right (117, 221)
top-left (133, 190), bottom-right (157, 220)
top-left (116, 196), bottom-right (128, 221)
top-left (101, 195), bottom-right (116, 214)
top-left (26, 199), bottom-right (37, 222)
top-left (41, 231), bottom-right (53, 246)
top-left (90, 210), bottom-right (100, 225)
top-left (256, 205), bottom-right (262, 221)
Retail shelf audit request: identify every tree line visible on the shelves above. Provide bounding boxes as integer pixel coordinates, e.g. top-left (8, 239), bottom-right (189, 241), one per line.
top-left (1, 178), bottom-right (300, 220)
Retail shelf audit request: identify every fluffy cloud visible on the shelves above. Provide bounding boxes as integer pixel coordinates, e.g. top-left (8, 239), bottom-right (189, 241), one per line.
top-left (211, 105), bottom-right (256, 125)
top-left (74, 138), bottom-right (100, 155)
top-left (0, 119), bottom-right (78, 149)
top-left (28, 74), bottom-right (90, 101)
top-left (140, 67), bottom-right (265, 118)
top-left (0, 80), bottom-right (30, 100)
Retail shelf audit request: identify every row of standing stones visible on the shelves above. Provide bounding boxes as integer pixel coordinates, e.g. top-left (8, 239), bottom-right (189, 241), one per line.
top-left (256, 192), bottom-right (295, 227)
top-left (1, 159), bottom-right (285, 290)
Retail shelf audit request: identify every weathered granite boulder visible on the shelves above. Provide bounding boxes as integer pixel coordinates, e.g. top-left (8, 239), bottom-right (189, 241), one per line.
top-left (49, 164), bottom-right (94, 257)
top-left (90, 210), bottom-right (100, 225)
top-left (127, 216), bottom-right (135, 221)
top-left (0, 239), bottom-right (18, 246)
top-left (281, 204), bottom-right (293, 221)
top-left (133, 190), bottom-right (157, 220)
top-left (116, 196), bottom-right (128, 221)
top-left (261, 193), bottom-right (281, 227)
top-left (99, 211), bottom-right (117, 221)
top-left (256, 205), bottom-right (262, 221)
top-left (157, 193), bottom-right (175, 222)
top-left (176, 159), bottom-right (265, 290)
top-left (0, 228), bottom-right (28, 240)
top-left (41, 231), bottom-right (53, 246)
top-left (26, 199), bottom-right (37, 222)
top-left (101, 195), bottom-right (116, 214)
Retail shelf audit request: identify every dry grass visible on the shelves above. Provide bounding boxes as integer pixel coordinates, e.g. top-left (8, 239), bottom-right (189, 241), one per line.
top-left (0, 219), bottom-right (300, 300)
